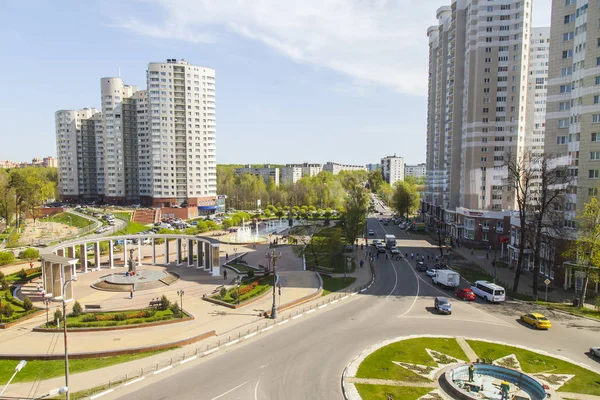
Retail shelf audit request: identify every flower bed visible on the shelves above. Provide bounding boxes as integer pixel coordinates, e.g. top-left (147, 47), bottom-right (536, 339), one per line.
top-left (44, 308), bottom-right (188, 328)
top-left (211, 276), bottom-right (273, 305)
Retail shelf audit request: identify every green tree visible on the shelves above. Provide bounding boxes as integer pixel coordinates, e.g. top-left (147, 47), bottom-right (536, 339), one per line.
top-left (19, 248), bottom-right (39, 262)
top-left (392, 181), bottom-right (420, 219)
top-left (377, 182), bottom-right (393, 206)
top-left (563, 197), bottom-right (600, 307)
top-left (342, 178), bottom-right (369, 245)
top-left (368, 169), bottom-right (384, 193)
top-left (71, 300), bottom-right (82, 316)
top-left (9, 167), bottom-right (55, 227)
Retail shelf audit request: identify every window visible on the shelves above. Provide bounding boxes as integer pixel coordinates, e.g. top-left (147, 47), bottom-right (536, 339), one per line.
top-left (557, 136), bottom-right (568, 144)
top-left (589, 188), bottom-right (599, 196)
top-left (563, 31), bottom-right (574, 41)
top-left (592, 133), bottom-right (600, 142)
top-left (595, 95), bottom-right (600, 104)
top-left (596, 76), bottom-right (600, 85)
top-left (591, 152), bottom-right (600, 160)
top-left (590, 170), bottom-right (600, 179)
top-left (564, 14), bottom-right (575, 24)
top-left (560, 84), bottom-right (571, 93)
top-left (558, 119), bottom-right (569, 128)
top-left (559, 102), bottom-right (570, 111)
top-left (562, 50), bottom-right (573, 58)
top-left (594, 114), bottom-right (600, 123)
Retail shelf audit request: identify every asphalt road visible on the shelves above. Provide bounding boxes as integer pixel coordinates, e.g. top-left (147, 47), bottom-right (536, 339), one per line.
top-left (110, 200), bottom-right (600, 400)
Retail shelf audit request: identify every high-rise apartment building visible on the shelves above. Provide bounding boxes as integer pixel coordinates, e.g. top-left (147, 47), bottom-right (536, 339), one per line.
top-left (55, 108), bottom-right (102, 201)
top-left (56, 59), bottom-right (217, 207)
top-left (380, 155), bottom-right (405, 186)
top-left (525, 28), bottom-right (550, 159)
top-left (405, 163), bottom-right (427, 179)
top-left (545, 0), bottom-right (599, 226)
top-left (423, 0), bottom-right (533, 243)
top-left (281, 165), bottom-right (303, 185)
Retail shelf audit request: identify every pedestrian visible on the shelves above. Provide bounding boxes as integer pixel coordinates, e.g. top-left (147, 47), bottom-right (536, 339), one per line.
top-left (226, 253), bottom-right (229, 261)
top-left (421, 255), bottom-right (425, 261)
top-left (427, 254), bottom-right (430, 260)
top-left (130, 289), bottom-right (134, 299)
top-left (405, 253), bottom-right (408, 259)
top-left (416, 253), bottom-right (419, 259)
top-left (223, 269), bottom-right (228, 280)
top-left (410, 252), bottom-right (414, 260)
top-left (359, 259), bottom-right (364, 268)
top-left (468, 364), bottom-right (475, 382)
top-left (500, 381), bottom-right (510, 400)
top-left (385, 253), bottom-right (389, 260)
top-left (486, 252), bottom-right (489, 260)
top-left (36, 283), bottom-right (41, 292)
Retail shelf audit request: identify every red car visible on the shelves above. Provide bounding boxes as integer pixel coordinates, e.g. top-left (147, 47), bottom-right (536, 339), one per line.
top-left (455, 288), bottom-right (476, 301)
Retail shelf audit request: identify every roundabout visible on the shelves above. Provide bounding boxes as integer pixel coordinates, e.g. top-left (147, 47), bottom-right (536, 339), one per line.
top-left (343, 336), bottom-right (600, 400)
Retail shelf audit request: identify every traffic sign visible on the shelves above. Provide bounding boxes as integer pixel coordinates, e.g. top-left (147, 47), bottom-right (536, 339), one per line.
top-left (544, 278), bottom-right (551, 286)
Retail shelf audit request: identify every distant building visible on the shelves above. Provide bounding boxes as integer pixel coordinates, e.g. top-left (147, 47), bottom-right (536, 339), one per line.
top-left (323, 162), bottom-right (366, 175)
top-left (405, 163), bottom-right (426, 179)
top-left (380, 155), bottom-right (404, 186)
top-left (43, 157), bottom-right (58, 168)
top-left (366, 163), bottom-right (380, 172)
top-left (235, 164), bottom-right (280, 186)
top-left (280, 165), bottom-right (303, 185)
top-left (301, 163), bottom-right (322, 177)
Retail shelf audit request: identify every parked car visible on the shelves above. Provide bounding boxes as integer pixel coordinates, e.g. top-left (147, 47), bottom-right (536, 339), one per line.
top-left (590, 347), bottom-right (600, 358)
top-left (434, 263), bottom-right (450, 270)
top-left (426, 269), bottom-right (438, 277)
top-left (455, 288), bottom-right (476, 301)
top-left (434, 297), bottom-right (452, 315)
top-left (416, 262), bottom-right (428, 271)
top-left (520, 313), bottom-right (552, 329)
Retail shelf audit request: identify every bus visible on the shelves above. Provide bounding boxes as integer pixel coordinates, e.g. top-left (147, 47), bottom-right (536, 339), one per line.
top-left (470, 280), bottom-right (506, 303)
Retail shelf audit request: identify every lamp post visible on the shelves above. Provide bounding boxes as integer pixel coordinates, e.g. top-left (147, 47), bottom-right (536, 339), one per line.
top-left (182, 242), bottom-right (187, 264)
top-left (236, 277), bottom-right (241, 305)
top-left (177, 290), bottom-right (184, 318)
top-left (62, 277), bottom-right (77, 400)
top-left (44, 299), bottom-right (51, 328)
top-left (33, 386), bottom-right (69, 400)
top-left (0, 360), bottom-right (27, 396)
top-left (266, 250), bottom-right (282, 319)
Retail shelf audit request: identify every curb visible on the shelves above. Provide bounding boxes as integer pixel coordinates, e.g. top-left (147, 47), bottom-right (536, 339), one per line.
top-left (532, 303), bottom-right (600, 324)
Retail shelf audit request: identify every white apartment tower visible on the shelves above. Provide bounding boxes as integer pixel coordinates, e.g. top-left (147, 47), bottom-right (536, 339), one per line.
top-left (140, 59), bottom-right (217, 207)
top-left (55, 108), bottom-right (102, 201)
top-left (380, 155), bottom-right (405, 186)
top-left (425, 0), bottom-right (533, 212)
top-left (544, 0), bottom-right (599, 226)
top-left (525, 28), bottom-right (550, 158)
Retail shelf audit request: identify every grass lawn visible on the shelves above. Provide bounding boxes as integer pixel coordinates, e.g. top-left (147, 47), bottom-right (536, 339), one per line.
top-left (111, 212), bottom-right (149, 236)
top-left (5, 267), bottom-right (42, 282)
top-left (46, 309), bottom-right (183, 328)
top-left (214, 277), bottom-right (273, 304)
top-left (356, 337), bottom-right (467, 382)
top-left (355, 384), bottom-right (433, 400)
top-left (536, 301), bottom-right (600, 321)
top-left (320, 274), bottom-right (356, 296)
top-left (0, 289), bottom-right (39, 323)
top-left (46, 212), bottom-right (94, 229)
top-left (0, 348), bottom-right (175, 385)
top-left (466, 340), bottom-right (600, 395)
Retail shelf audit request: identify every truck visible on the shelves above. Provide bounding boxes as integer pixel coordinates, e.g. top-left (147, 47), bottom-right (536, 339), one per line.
top-left (432, 270), bottom-right (460, 288)
top-left (384, 234), bottom-right (396, 249)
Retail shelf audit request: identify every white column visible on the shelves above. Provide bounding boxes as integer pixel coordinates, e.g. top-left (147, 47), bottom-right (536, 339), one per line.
top-left (82, 244), bottom-right (88, 273)
top-left (137, 242), bottom-right (142, 266)
top-left (152, 238), bottom-right (156, 265)
top-left (123, 239), bottom-right (128, 269)
top-left (109, 240), bottom-right (114, 269)
top-left (94, 241), bottom-right (101, 270)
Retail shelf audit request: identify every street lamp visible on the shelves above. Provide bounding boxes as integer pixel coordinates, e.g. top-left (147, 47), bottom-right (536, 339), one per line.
top-left (236, 277), bottom-right (241, 305)
top-left (44, 299), bottom-right (51, 328)
top-left (33, 386), bottom-right (69, 400)
top-left (177, 290), bottom-right (185, 318)
top-left (265, 250), bottom-right (282, 319)
top-left (62, 277), bottom-right (77, 400)
top-left (0, 360), bottom-right (27, 396)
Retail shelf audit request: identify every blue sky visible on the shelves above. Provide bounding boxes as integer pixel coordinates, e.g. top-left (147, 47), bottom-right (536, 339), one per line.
top-left (0, 0), bottom-right (551, 166)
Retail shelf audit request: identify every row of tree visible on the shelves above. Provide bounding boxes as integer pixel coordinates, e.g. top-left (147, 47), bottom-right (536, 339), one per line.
top-left (0, 167), bottom-right (57, 228)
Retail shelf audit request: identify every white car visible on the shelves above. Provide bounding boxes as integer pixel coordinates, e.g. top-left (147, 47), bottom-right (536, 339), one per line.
top-left (426, 269), bottom-right (438, 278)
top-left (390, 247), bottom-right (400, 255)
top-left (368, 229), bottom-right (375, 236)
top-left (590, 347), bottom-right (600, 358)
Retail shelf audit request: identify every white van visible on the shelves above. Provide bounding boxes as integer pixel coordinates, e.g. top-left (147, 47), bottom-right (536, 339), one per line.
top-left (470, 280), bottom-right (506, 302)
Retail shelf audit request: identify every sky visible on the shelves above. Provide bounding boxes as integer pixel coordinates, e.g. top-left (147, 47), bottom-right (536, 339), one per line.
top-left (0, 0), bottom-right (551, 166)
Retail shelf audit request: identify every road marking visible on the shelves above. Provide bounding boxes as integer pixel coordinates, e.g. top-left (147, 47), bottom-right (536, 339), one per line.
top-left (306, 309), bottom-right (316, 314)
top-left (261, 326), bottom-right (274, 332)
top-left (244, 332), bottom-right (258, 339)
top-left (341, 296), bottom-right (349, 300)
top-left (399, 315), bottom-right (514, 328)
top-left (225, 339), bottom-right (239, 347)
top-left (292, 314), bottom-right (303, 319)
top-left (180, 356), bottom-right (197, 365)
top-left (254, 380), bottom-right (260, 400)
top-left (386, 261), bottom-right (399, 299)
top-left (204, 347), bottom-right (219, 355)
top-left (278, 320), bottom-right (289, 325)
top-left (90, 389), bottom-right (114, 399)
top-left (351, 292), bottom-right (358, 296)
top-left (124, 376), bottom-right (145, 387)
top-left (154, 365), bottom-right (173, 375)
top-left (318, 304), bottom-right (328, 309)
top-left (331, 300), bottom-right (339, 304)
top-left (359, 288), bottom-right (367, 292)
top-left (210, 380), bottom-right (249, 400)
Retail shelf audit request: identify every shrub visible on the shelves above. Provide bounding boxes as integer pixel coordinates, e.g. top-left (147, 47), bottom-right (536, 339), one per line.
top-left (53, 308), bottom-right (63, 322)
top-left (170, 302), bottom-right (181, 316)
top-left (71, 301), bottom-right (82, 317)
top-left (23, 297), bottom-right (33, 311)
top-left (230, 290), bottom-right (239, 301)
top-left (114, 313), bottom-right (127, 321)
top-left (0, 272), bottom-right (7, 291)
top-left (159, 294), bottom-right (170, 311)
top-left (82, 314), bottom-right (98, 322)
top-left (0, 251), bottom-right (15, 266)
top-left (219, 287), bottom-right (227, 298)
top-left (19, 248), bottom-right (39, 261)
top-left (2, 304), bottom-right (14, 318)
top-left (17, 268), bottom-right (27, 281)
top-left (247, 270), bottom-right (255, 278)
top-left (142, 309), bottom-right (156, 318)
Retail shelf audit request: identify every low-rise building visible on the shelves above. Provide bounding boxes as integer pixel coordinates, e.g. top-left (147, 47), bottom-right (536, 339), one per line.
top-left (366, 163), bottom-right (380, 172)
top-left (235, 164), bottom-right (280, 186)
top-left (380, 155), bottom-right (404, 186)
top-left (323, 162), bottom-right (366, 175)
top-left (405, 163), bottom-right (426, 179)
top-left (281, 165), bottom-right (303, 185)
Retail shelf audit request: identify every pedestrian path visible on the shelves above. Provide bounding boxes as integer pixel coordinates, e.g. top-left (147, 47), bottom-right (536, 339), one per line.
top-left (455, 337), bottom-right (478, 362)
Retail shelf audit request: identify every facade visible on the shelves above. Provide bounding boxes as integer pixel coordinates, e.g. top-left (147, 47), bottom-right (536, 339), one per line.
top-left (525, 28), bottom-right (550, 159)
top-left (56, 59), bottom-right (217, 209)
top-left (366, 163), bottom-right (380, 172)
top-left (544, 0), bottom-right (600, 227)
top-left (301, 163), bottom-right (322, 177)
top-left (405, 163), bottom-right (426, 179)
top-left (235, 164), bottom-right (280, 186)
top-left (423, 0), bottom-right (533, 246)
top-left (380, 155), bottom-right (405, 186)
top-left (43, 157), bottom-right (58, 168)
top-left (280, 165), bottom-right (303, 185)
top-left (55, 108), bottom-right (102, 202)
top-left (323, 162), bottom-right (366, 175)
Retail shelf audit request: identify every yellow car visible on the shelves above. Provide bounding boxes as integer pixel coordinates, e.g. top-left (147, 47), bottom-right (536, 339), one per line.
top-left (521, 313), bottom-right (552, 329)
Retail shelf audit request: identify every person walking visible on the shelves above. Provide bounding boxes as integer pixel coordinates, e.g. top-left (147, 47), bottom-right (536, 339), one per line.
top-left (225, 253), bottom-right (229, 261)
top-left (223, 269), bottom-right (228, 280)
top-left (130, 289), bottom-right (134, 299)
top-left (410, 252), bottom-right (414, 260)
top-left (359, 259), bottom-right (364, 268)
top-left (468, 364), bottom-right (475, 382)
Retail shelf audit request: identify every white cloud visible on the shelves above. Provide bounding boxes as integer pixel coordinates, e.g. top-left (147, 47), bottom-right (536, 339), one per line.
top-left (118, 0), bottom-right (436, 96)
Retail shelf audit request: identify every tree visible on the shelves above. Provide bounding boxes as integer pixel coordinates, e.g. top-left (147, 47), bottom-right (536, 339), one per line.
top-left (9, 168), bottom-right (55, 227)
top-left (563, 197), bottom-right (600, 307)
top-left (368, 170), bottom-right (384, 193)
top-left (19, 248), bottom-right (39, 262)
top-left (392, 181), bottom-right (420, 219)
top-left (377, 182), bottom-right (393, 206)
top-left (342, 178), bottom-right (369, 245)
top-left (71, 300), bottom-right (82, 316)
